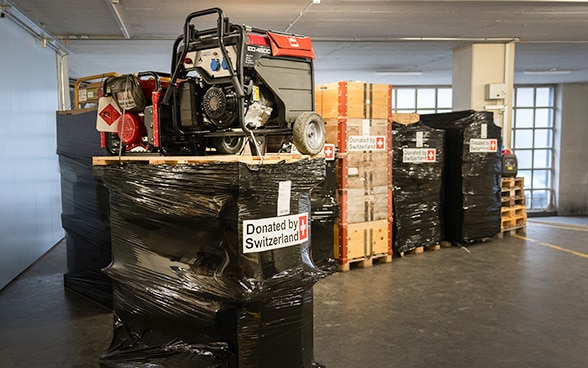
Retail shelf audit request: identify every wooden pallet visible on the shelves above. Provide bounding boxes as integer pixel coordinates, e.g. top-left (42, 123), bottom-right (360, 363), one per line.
top-left (398, 244), bottom-right (441, 257)
top-left (497, 224), bottom-right (526, 238)
top-left (92, 153), bottom-right (307, 166)
top-left (501, 205), bottom-right (526, 218)
top-left (338, 253), bottom-right (392, 272)
top-left (501, 214), bottom-right (527, 229)
top-left (501, 195), bottom-right (526, 207)
top-left (501, 177), bottom-right (524, 190)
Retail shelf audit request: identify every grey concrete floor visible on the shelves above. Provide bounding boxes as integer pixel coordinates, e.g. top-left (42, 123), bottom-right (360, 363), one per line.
top-left (1, 218), bottom-right (587, 368)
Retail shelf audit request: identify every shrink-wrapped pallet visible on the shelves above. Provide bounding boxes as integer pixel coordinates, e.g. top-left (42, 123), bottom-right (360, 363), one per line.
top-left (94, 155), bottom-right (328, 368)
top-left (421, 110), bottom-right (502, 243)
top-left (392, 122), bottom-right (444, 253)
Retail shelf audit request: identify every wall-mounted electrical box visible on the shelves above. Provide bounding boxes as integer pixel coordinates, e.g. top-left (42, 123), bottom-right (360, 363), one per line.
top-left (486, 83), bottom-right (507, 100)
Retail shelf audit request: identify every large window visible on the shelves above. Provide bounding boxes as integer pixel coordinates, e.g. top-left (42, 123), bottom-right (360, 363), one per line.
top-left (393, 85), bottom-right (556, 212)
top-left (392, 87), bottom-right (452, 114)
top-left (511, 86), bottom-right (555, 211)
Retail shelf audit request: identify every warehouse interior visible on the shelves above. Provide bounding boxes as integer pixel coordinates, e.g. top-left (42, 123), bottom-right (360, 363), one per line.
top-left (1, 1), bottom-right (588, 367)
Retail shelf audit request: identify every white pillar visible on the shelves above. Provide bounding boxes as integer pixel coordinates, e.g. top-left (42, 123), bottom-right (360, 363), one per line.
top-left (452, 43), bottom-right (515, 148)
top-left (56, 53), bottom-right (71, 110)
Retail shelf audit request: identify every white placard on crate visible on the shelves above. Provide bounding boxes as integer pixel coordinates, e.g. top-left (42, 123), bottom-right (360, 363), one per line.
top-left (362, 119), bottom-right (371, 136)
top-left (403, 148), bottom-right (437, 163)
top-left (416, 131), bottom-right (424, 148)
top-left (481, 123), bottom-right (488, 139)
top-left (277, 181), bottom-right (291, 216)
top-left (243, 213), bottom-right (309, 254)
top-left (348, 135), bottom-right (386, 151)
top-left (470, 138), bottom-right (498, 152)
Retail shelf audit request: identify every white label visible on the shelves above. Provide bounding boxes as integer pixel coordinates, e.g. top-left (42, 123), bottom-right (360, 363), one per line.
top-left (470, 138), bottom-right (498, 152)
top-left (96, 96), bottom-right (121, 132)
top-left (348, 136), bottom-right (386, 151)
top-left (403, 148), bottom-right (437, 163)
top-left (481, 124), bottom-right (488, 139)
top-left (416, 131), bottom-right (424, 148)
top-left (277, 181), bottom-right (291, 216)
top-left (78, 89), bottom-right (88, 102)
top-left (362, 119), bottom-right (370, 136)
top-left (115, 90), bottom-right (138, 110)
top-left (243, 213), bottom-right (309, 254)
top-left (323, 144), bottom-right (335, 161)
top-left (348, 167), bottom-right (359, 176)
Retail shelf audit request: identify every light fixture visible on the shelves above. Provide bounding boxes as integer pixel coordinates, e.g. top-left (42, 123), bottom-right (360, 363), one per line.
top-left (523, 69), bottom-right (571, 75)
top-left (375, 71), bottom-right (423, 76)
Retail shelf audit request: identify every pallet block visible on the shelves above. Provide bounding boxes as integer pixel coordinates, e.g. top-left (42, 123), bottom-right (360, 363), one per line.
top-left (335, 220), bottom-right (393, 272)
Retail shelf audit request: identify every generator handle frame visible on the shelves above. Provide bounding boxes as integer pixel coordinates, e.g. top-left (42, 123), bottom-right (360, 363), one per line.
top-left (100, 71), bottom-right (168, 98)
top-left (162, 8), bottom-right (263, 156)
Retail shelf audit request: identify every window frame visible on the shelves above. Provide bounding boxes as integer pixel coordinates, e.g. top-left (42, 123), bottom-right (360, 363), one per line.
top-left (511, 85), bottom-right (556, 212)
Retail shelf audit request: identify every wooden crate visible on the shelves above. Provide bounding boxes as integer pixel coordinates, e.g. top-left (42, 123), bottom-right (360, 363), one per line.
top-left (342, 186), bottom-right (390, 224)
top-left (315, 82), bottom-right (394, 269)
top-left (316, 81), bottom-right (393, 120)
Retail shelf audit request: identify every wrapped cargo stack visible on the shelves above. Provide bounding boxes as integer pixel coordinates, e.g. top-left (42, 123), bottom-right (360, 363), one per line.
top-left (392, 120), bottom-right (445, 255)
top-left (421, 110), bottom-right (502, 243)
top-left (316, 81), bottom-right (393, 271)
top-left (94, 155), bottom-right (328, 368)
top-left (56, 108), bottom-right (113, 308)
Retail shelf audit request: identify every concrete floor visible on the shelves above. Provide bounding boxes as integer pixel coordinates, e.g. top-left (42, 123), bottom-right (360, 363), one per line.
top-left (1, 217), bottom-right (587, 368)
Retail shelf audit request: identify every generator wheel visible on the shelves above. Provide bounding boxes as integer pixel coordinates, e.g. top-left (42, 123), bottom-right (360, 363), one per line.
top-left (105, 132), bottom-right (122, 155)
top-left (293, 112), bottom-right (326, 155)
top-left (212, 136), bottom-right (246, 154)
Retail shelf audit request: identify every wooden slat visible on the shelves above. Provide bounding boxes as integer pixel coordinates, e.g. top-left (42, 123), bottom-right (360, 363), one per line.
top-left (92, 153), bottom-right (307, 166)
top-left (392, 112), bottom-right (420, 125)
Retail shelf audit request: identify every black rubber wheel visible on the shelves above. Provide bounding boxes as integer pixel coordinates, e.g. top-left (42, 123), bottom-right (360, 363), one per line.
top-left (105, 132), bottom-right (122, 155)
top-left (211, 136), bottom-right (246, 154)
top-left (292, 112), bottom-right (326, 155)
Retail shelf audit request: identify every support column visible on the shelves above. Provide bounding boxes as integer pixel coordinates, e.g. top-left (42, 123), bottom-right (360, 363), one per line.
top-left (57, 52), bottom-right (71, 110)
top-left (452, 43), bottom-right (515, 148)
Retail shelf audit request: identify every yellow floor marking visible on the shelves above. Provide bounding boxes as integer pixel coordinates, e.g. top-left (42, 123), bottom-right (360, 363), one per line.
top-left (513, 234), bottom-right (588, 259)
top-left (527, 221), bottom-right (588, 232)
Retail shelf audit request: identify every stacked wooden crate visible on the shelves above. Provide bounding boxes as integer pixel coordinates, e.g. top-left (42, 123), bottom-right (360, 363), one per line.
top-left (316, 82), bottom-right (393, 271)
top-left (499, 177), bottom-right (527, 237)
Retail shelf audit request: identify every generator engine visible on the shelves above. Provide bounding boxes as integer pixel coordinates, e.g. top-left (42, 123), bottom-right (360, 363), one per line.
top-left (117, 113), bottom-right (147, 150)
top-left (201, 86), bottom-right (238, 129)
top-left (95, 8), bottom-right (326, 156)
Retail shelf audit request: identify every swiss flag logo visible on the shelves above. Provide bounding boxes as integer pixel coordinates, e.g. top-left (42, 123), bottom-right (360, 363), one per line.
top-left (376, 137), bottom-right (385, 150)
top-left (299, 215), bottom-right (308, 241)
top-left (323, 144), bottom-right (335, 161)
top-left (489, 139), bottom-right (497, 151)
top-left (427, 149), bottom-right (436, 161)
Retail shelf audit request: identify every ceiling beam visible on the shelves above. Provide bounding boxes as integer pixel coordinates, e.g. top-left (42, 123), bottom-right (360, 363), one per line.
top-left (104, 0), bottom-right (129, 39)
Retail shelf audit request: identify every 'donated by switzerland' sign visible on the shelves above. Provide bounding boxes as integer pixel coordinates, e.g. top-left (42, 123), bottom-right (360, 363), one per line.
top-left (242, 213), bottom-right (309, 254)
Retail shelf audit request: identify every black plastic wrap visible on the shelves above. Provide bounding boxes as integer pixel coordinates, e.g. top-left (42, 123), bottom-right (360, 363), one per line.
top-left (421, 110), bottom-right (502, 243)
top-left (56, 109), bottom-right (113, 307)
top-left (310, 159), bottom-right (338, 273)
top-left (392, 122), bottom-right (444, 253)
top-left (94, 157), bottom-right (328, 368)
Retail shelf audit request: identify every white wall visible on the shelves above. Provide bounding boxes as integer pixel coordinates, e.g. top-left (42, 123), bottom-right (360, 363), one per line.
top-left (0, 19), bottom-right (64, 289)
top-left (554, 83), bottom-right (588, 215)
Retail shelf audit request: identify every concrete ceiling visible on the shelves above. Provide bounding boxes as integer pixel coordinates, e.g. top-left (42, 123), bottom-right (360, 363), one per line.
top-left (5, 0), bottom-right (588, 85)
